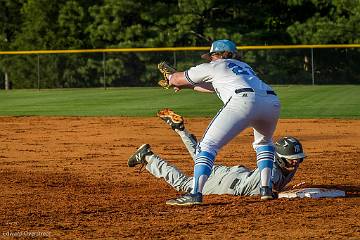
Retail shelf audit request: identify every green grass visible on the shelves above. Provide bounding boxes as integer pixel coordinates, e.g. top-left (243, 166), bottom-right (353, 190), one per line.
top-left (0, 85), bottom-right (359, 118)
top-left (276, 85), bottom-right (360, 118)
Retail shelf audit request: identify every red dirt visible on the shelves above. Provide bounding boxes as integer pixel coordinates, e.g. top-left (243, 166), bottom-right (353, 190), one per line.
top-left (0, 117), bottom-right (359, 239)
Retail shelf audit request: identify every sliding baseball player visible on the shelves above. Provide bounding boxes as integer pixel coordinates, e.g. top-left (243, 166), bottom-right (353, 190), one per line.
top-left (128, 109), bottom-right (306, 204)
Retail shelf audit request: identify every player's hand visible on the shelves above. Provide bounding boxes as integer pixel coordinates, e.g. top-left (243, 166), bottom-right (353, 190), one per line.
top-left (158, 61), bottom-right (176, 89)
top-left (174, 86), bottom-right (181, 92)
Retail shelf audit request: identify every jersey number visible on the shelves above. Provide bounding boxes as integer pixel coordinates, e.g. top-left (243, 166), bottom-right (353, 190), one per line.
top-left (227, 62), bottom-right (256, 76)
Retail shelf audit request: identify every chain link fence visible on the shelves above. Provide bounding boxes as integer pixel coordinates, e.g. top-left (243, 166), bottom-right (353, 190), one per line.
top-left (0, 45), bottom-right (359, 90)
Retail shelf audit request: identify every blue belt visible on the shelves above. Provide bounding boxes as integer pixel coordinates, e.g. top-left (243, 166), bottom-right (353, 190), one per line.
top-left (235, 88), bottom-right (277, 96)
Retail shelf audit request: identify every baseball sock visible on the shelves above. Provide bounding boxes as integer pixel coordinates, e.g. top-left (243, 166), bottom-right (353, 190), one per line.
top-left (192, 151), bottom-right (215, 194)
top-left (256, 145), bottom-right (275, 188)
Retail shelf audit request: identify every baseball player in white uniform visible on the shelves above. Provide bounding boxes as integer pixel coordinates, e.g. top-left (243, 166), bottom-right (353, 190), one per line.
top-left (128, 109), bottom-right (305, 200)
top-left (160, 40), bottom-right (281, 205)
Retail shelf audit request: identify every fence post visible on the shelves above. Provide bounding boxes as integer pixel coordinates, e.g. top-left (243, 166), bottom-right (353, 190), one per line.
top-left (103, 52), bottom-right (106, 90)
top-left (5, 72), bottom-right (9, 90)
top-left (37, 55), bottom-right (40, 90)
top-left (311, 48), bottom-right (315, 85)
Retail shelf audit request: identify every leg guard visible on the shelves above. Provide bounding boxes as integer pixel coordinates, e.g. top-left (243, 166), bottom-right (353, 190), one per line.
top-left (192, 151), bottom-right (215, 194)
top-left (256, 145), bottom-right (275, 188)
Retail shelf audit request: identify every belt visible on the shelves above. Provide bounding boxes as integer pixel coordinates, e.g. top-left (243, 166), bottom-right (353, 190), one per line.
top-left (235, 88), bottom-right (277, 96)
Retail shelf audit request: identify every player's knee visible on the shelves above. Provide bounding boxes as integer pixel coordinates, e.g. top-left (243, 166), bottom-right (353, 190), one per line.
top-left (196, 142), bottom-right (218, 157)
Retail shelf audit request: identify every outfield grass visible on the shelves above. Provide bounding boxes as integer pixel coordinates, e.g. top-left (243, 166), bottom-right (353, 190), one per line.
top-left (0, 85), bottom-right (359, 118)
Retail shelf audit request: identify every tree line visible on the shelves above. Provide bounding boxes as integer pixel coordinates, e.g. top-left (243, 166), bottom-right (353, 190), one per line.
top-left (0, 0), bottom-right (359, 88)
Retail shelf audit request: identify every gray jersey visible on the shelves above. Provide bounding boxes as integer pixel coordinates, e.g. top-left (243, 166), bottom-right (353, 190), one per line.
top-left (146, 129), bottom-right (297, 196)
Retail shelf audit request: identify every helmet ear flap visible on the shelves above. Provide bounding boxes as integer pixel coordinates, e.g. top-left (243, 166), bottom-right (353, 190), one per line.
top-left (275, 154), bottom-right (287, 170)
top-left (275, 154), bottom-right (300, 173)
top-left (222, 51), bottom-right (234, 59)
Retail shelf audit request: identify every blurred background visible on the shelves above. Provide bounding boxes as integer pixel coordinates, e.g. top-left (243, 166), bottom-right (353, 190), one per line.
top-left (0, 0), bottom-right (359, 89)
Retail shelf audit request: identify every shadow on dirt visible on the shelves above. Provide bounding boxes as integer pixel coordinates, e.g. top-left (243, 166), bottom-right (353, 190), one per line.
top-left (299, 184), bottom-right (360, 198)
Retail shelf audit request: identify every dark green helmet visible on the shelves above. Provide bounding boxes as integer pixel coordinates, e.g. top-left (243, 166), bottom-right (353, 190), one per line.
top-left (275, 136), bottom-right (306, 159)
top-left (275, 136), bottom-right (306, 172)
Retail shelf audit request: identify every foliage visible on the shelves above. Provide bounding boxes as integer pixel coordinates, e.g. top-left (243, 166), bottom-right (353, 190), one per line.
top-left (287, 0), bottom-right (360, 44)
top-left (0, 0), bottom-right (359, 89)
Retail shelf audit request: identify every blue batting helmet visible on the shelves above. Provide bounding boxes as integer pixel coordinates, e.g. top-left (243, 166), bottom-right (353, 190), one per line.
top-left (201, 39), bottom-right (237, 60)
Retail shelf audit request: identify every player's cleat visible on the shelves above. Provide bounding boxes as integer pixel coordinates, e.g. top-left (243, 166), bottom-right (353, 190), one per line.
top-left (260, 186), bottom-right (275, 200)
top-left (157, 108), bottom-right (185, 131)
top-left (128, 144), bottom-right (153, 167)
top-left (166, 193), bottom-right (203, 206)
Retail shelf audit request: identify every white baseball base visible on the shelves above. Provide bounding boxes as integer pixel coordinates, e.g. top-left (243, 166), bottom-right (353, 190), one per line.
top-left (278, 188), bottom-right (346, 199)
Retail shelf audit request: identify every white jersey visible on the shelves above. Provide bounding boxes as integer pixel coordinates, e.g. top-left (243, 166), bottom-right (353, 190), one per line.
top-left (185, 59), bottom-right (274, 103)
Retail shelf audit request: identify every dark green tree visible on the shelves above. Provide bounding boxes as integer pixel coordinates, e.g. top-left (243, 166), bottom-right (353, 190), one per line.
top-left (286, 0), bottom-right (360, 84)
top-left (0, 0), bottom-right (24, 88)
top-left (1, 0), bottom-right (359, 88)
top-left (287, 0), bottom-right (360, 44)
top-left (5, 0), bottom-right (103, 88)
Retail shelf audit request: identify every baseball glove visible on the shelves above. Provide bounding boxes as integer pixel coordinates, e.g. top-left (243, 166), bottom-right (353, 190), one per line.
top-left (157, 108), bottom-right (184, 130)
top-left (157, 61), bottom-right (176, 89)
top-left (158, 79), bottom-right (171, 89)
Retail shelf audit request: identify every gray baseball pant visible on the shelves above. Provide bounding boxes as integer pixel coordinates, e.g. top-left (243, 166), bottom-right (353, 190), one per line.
top-left (145, 129), bottom-right (262, 196)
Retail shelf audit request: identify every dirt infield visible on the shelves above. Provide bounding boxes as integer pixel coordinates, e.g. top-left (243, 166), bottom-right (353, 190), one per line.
top-left (0, 116), bottom-right (359, 239)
